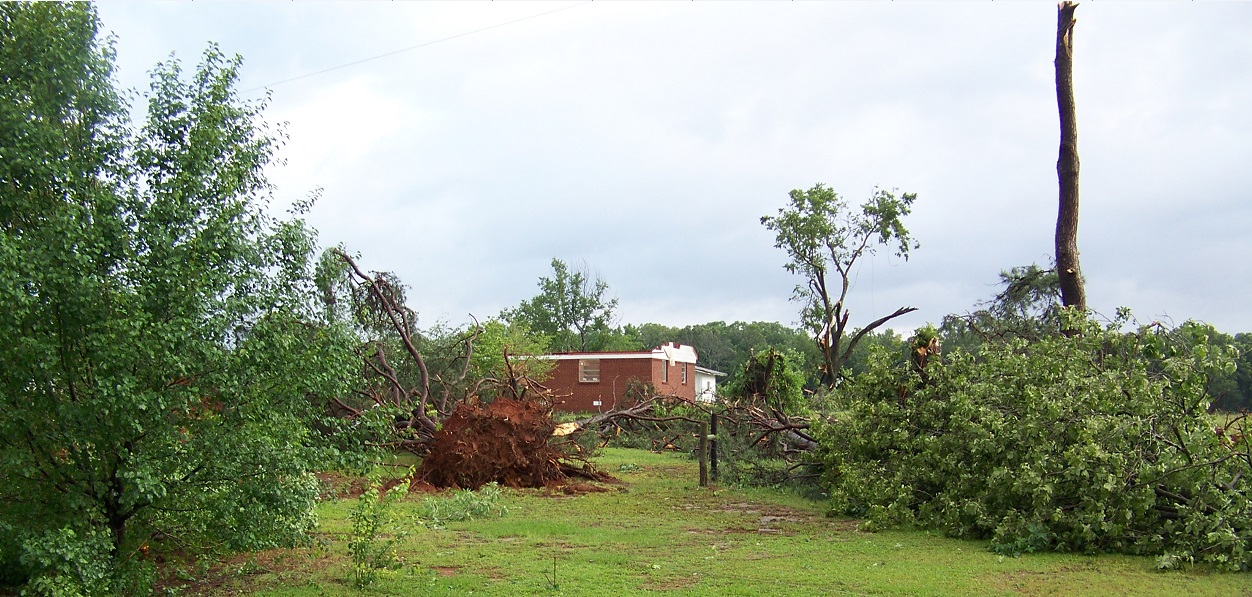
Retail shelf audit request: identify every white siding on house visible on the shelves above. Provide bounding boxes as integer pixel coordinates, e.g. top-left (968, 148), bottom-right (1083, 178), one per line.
top-left (694, 366), bottom-right (725, 403)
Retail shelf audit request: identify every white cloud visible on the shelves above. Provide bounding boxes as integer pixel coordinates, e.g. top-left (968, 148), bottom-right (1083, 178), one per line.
top-left (93, 1), bottom-right (1252, 333)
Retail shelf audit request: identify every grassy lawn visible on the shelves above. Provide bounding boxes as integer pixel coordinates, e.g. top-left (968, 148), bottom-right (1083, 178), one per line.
top-left (180, 448), bottom-right (1250, 596)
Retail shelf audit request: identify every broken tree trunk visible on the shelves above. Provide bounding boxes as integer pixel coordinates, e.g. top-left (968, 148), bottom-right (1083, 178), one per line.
top-left (1054, 1), bottom-right (1087, 312)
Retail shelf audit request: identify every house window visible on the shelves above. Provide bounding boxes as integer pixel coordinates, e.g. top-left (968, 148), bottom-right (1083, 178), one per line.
top-left (660, 361), bottom-right (668, 383)
top-left (579, 359), bottom-right (600, 383)
top-left (681, 363), bottom-right (688, 385)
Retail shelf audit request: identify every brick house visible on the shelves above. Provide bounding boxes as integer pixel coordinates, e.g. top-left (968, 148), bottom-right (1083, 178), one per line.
top-left (542, 342), bottom-right (702, 413)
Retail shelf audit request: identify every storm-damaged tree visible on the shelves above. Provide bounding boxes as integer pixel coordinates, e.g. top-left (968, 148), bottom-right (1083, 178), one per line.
top-left (315, 248), bottom-right (486, 450)
top-left (0, 4), bottom-right (361, 593)
top-left (762, 184), bottom-right (919, 388)
top-left (506, 258), bottom-right (619, 352)
top-left (1054, 1), bottom-right (1086, 313)
top-left (314, 250), bottom-right (675, 487)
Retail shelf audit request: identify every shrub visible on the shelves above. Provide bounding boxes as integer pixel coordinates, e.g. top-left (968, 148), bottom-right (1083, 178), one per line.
top-left (347, 480), bottom-right (410, 588)
top-left (817, 313), bottom-right (1252, 570)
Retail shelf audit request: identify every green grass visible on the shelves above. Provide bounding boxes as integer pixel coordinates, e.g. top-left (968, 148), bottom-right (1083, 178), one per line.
top-left (179, 449), bottom-right (1250, 596)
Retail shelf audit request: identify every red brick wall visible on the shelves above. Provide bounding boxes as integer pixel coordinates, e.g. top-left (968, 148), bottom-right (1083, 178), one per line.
top-left (653, 358), bottom-right (695, 402)
top-left (549, 356), bottom-right (697, 413)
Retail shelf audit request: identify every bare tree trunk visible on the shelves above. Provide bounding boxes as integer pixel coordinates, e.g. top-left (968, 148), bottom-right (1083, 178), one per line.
top-left (1055, 1), bottom-right (1086, 312)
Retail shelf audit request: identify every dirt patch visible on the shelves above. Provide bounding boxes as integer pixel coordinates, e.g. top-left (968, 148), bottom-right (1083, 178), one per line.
top-left (316, 471), bottom-right (440, 498)
top-left (825, 517), bottom-right (862, 533)
top-left (989, 564), bottom-right (1107, 596)
top-left (547, 481), bottom-right (610, 496)
top-left (702, 502), bottom-right (862, 535)
top-left (431, 565), bottom-right (461, 577)
top-left (315, 471), bottom-right (371, 499)
top-left (152, 546), bottom-right (319, 596)
top-left (406, 478), bottom-right (440, 493)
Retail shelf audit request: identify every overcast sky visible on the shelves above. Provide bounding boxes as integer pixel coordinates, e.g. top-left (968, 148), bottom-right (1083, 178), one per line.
top-left (93, 1), bottom-right (1252, 335)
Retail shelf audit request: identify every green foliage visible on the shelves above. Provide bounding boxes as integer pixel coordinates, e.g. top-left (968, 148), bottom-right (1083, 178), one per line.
top-left (347, 480), bottom-right (410, 588)
top-left (840, 328), bottom-right (909, 380)
top-left (761, 184), bottom-right (918, 387)
top-left (1208, 331), bottom-right (1252, 413)
top-left (625, 320), bottom-right (823, 390)
top-left (16, 528), bottom-right (111, 597)
top-left (418, 482), bottom-right (508, 529)
top-left (724, 348), bottom-right (806, 413)
top-left (506, 258), bottom-right (619, 352)
top-left (817, 312), bottom-right (1252, 570)
top-left (940, 263), bottom-right (1063, 353)
top-left (469, 318), bottom-right (554, 389)
top-left (0, 4), bottom-right (361, 593)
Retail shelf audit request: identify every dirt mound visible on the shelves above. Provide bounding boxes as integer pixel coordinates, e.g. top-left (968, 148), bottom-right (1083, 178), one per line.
top-left (416, 397), bottom-right (566, 489)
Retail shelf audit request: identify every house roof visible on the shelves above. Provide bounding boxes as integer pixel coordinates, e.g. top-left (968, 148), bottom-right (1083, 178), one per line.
top-left (540, 342), bottom-right (699, 364)
top-left (694, 366), bottom-right (727, 377)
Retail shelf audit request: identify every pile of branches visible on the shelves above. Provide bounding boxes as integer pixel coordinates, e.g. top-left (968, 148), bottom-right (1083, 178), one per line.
top-left (818, 315), bottom-right (1252, 571)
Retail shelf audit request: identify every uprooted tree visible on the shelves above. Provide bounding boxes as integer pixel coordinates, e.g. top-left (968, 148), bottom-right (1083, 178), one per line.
top-left (315, 248), bottom-right (485, 450)
top-left (761, 184), bottom-right (919, 388)
top-left (314, 249), bottom-right (685, 488)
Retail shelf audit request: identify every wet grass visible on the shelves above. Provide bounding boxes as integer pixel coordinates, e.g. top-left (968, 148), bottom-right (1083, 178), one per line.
top-left (177, 448), bottom-right (1250, 596)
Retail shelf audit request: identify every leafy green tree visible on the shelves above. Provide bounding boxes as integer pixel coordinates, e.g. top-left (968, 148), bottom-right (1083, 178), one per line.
top-left (468, 318), bottom-right (554, 395)
top-left (762, 184), bottom-right (919, 388)
top-left (0, 4), bottom-right (358, 592)
top-left (506, 258), bottom-right (619, 352)
top-left (840, 327), bottom-right (908, 379)
top-left (1204, 329), bottom-right (1252, 413)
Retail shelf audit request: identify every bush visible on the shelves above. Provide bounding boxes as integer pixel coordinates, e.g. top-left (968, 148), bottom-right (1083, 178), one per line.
top-left (347, 480), bottom-right (410, 588)
top-left (817, 313), bottom-right (1252, 570)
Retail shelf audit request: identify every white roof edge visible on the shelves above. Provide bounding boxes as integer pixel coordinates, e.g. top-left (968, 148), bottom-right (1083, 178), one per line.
top-left (539, 342), bottom-right (700, 364)
top-left (694, 366), bottom-right (727, 376)
top-left (538, 352), bottom-right (697, 363)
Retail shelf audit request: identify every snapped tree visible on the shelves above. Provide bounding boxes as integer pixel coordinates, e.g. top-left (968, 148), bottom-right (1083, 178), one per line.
top-left (1054, 1), bottom-right (1086, 311)
top-left (0, 4), bottom-right (358, 592)
top-left (761, 184), bottom-right (919, 388)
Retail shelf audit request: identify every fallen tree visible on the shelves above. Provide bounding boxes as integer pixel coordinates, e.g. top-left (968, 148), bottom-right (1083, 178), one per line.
top-left (315, 250), bottom-right (708, 487)
top-left (818, 313), bottom-right (1252, 571)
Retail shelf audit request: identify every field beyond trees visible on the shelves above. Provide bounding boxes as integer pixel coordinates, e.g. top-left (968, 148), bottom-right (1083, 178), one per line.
top-left (165, 449), bottom-right (1248, 596)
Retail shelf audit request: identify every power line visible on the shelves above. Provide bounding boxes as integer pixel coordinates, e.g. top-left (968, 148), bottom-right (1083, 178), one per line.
top-left (240, 1), bottom-right (592, 94)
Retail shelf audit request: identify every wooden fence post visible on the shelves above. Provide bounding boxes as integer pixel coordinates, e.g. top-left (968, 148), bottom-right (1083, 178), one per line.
top-left (709, 410), bottom-right (718, 482)
top-left (698, 421), bottom-right (709, 487)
